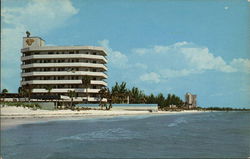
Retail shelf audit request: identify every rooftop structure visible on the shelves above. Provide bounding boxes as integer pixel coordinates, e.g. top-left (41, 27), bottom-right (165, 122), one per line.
top-left (20, 33), bottom-right (108, 103)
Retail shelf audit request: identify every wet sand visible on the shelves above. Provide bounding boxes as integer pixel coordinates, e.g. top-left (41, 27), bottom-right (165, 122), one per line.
top-left (1, 106), bottom-right (204, 130)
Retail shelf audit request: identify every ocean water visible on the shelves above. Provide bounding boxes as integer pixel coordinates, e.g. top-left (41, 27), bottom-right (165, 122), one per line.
top-left (1, 112), bottom-right (250, 158)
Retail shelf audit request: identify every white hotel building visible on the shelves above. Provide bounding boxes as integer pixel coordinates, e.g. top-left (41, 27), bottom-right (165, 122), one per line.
top-left (21, 35), bottom-right (107, 103)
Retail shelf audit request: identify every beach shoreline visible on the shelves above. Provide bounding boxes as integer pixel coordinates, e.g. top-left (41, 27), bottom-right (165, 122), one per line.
top-left (1, 106), bottom-right (206, 130)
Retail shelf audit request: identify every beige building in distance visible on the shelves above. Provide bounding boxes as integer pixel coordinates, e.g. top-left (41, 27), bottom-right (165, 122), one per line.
top-left (20, 33), bottom-right (107, 103)
top-left (185, 92), bottom-right (197, 108)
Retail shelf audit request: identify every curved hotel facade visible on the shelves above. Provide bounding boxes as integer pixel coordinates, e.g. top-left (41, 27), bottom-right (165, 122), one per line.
top-left (21, 36), bottom-right (107, 103)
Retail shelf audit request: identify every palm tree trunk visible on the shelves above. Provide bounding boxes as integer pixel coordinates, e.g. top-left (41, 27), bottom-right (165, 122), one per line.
top-left (71, 98), bottom-right (73, 108)
top-left (86, 88), bottom-right (88, 104)
top-left (84, 86), bottom-right (88, 104)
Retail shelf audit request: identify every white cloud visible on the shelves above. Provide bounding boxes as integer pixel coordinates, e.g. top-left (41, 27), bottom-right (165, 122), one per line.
top-left (133, 45), bottom-right (170, 55)
top-left (173, 41), bottom-right (189, 47)
top-left (130, 41), bottom-right (250, 82)
top-left (140, 72), bottom-right (161, 83)
top-left (160, 69), bottom-right (199, 78)
top-left (153, 45), bottom-right (170, 53)
top-left (98, 39), bottom-right (128, 68)
top-left (133, 41), bottom-right (189, 55)
top-left (1, 0), bottom-right (78, 91)
top-left (132, 48), bottom-right (148, 55)
top-left (2, 0), bottom-right (78, 33)
top-left (224, 6), bottom-right (229, 10)
top-left (134, 63), bottom-right (148, 69)
top-left (180, 47), bottom-right (236, 72)
top-left (230, 58), bottom-right (250, 73)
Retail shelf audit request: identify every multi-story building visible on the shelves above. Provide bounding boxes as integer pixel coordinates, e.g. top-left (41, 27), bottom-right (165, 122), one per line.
top-left (20, 34), bottom-right (107, 103)
top-left (185, 92), bottom-right (197, 108)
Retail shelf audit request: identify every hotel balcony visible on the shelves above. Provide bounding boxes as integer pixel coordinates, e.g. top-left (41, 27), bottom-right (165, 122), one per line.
top-left (21, 46), bottom-right (107, 56)
top-left (21, 71), bottom-right (108, 79)
top-left (21, 54), bottom-right (107, 63)
top-left (59, 97), bottom-right (107, 102)
top-left (32, 88), bottom-right (102, 93)
top-left (21, 80), bottom-right (107, 86)
top-left (21, 63), bottom-right (107, 71)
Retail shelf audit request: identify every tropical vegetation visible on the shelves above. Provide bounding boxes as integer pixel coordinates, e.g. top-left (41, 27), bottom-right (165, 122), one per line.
top-left (2, 89), bottom-right (8, 94)
top-left (2, 81), bottom-right (249, 111)
top-left (0, 101), bottom-right (41, 109)
top-left (98, 81), bottom-right (185, 109)
top-left (82, 75), bottom-right (91, 103)
top-left (68, 90), bottom-right (77, 108)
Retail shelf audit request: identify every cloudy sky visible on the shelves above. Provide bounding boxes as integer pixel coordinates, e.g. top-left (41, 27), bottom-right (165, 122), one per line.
top-left (1, 0), bottom-right (250, 107)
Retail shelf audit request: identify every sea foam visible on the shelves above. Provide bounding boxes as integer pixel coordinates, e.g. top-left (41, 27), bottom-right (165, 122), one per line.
top-left (168, 117), bottom-right (187, 127)
top-left (56, 128), bottom-right (140, 142)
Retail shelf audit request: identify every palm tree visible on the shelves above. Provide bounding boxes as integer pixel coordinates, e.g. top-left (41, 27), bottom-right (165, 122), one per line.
top-left (2, 89), bottom-right (8, 93)
top-left (129, 87), bottom-right (145, 104)
top-left (18, 87), bottom-right (22, 101)
top-left (146, 93), bottom-right (155, 104)
top-left (82, 75), bottom-right (91, 103)
top-left (107, 88), bottom-right (113, 110)
top-left (98, 87), bottom-right (108, 109)
top-left (45, 85), bottom-right (53, 101)
top-left (98, 87), bottom-right (113, 110)
top-left (156, 93), bottom-right (165, 109)
top-left (1, 89), bottom-right (8, 101)
top-left (68, 90), bottom-right (76, 109)
top-left (18, 87), bottom-right (28, 102)
top-left (111, 82), bottom-right (128, 103)
top-left (24, 84), bottom-right (33, 102)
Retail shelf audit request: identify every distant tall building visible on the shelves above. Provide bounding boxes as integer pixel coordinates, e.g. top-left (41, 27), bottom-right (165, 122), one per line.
top-left (185, 93), bottom-right (197, 108)
top-left (20, 33), bottom-right (107, 103)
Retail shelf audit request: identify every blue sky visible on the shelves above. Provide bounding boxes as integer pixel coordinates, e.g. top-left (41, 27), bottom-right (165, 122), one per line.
top-left (1, 0), bottom-right (250, 108)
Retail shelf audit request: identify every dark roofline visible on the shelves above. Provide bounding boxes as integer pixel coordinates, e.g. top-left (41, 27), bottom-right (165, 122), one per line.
top-left (23, 36), bottom-right (45, 41)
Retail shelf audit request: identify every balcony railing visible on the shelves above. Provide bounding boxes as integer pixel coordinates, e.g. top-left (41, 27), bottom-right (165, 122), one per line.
top-left (21, 71), bottom-right (108, 78)
top-left (21, 54), bottom-right (107, 63)
top-left (21, 63), bottom-right (107, 71)
top-left (32, 88), bottom-right (101, 93)
top-left (21, 80), bottom-right (107, 86)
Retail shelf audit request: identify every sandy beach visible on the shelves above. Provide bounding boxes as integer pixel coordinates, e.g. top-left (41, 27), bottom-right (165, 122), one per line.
top-left (1, 106), bottom-right (204, 130)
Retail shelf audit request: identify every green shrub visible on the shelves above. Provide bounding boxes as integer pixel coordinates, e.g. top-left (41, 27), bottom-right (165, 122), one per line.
top-left (0, 102), bottom-right (42, 109)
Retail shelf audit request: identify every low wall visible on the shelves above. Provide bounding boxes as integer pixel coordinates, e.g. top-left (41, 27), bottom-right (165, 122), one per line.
top-left (39, 102), bottom-right (55, 110)
top-left (76, 104), bottom-right (158, 112)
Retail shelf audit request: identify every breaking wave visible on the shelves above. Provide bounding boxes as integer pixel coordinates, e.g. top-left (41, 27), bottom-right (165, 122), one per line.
top-left (56, 128), bottom-right (139, 142)
top-left (168, 117), bottom-right (187, 127)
